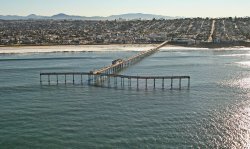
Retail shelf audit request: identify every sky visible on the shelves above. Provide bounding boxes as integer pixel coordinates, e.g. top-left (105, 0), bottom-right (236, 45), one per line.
top-left (0, 0), bottom-right (249, 17)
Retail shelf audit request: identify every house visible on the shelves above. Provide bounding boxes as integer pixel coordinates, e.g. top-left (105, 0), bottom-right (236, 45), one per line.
top-left (172, 38), bottom-right (196, 45)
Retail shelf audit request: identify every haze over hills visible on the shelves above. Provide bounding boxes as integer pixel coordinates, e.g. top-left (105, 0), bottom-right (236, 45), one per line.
top-left (0, 13), bottom-right (180, 20)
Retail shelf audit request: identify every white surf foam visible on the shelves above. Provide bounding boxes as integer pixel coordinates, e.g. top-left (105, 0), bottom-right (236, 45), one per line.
top-left (0, 45), bottom-right (249, 54)
top-left (0, 45), bottom-right (156, 54)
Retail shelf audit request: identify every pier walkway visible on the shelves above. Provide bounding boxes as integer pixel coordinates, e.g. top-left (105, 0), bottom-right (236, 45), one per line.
top-left (92, 41), bottom-right (169, 75)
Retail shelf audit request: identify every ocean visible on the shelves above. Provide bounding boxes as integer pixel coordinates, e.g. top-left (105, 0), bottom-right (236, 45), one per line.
top-left (0, 47), bottom-right (250, 148)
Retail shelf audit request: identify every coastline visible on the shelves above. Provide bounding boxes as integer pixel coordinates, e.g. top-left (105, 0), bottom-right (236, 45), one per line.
top-left (1, 42), bottom-right (250, 48)
top-left (0, 44), bottom-right (175, 54)
top-left (0, 43), bottom-right (250, 54)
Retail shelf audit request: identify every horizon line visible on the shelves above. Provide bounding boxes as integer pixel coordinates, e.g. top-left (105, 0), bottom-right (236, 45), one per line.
top-left (0, 12), bottom-right (249, 18)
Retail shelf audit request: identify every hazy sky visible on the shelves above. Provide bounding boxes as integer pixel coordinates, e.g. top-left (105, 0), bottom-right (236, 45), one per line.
top-left (0, 0), bottom-right (249, 17)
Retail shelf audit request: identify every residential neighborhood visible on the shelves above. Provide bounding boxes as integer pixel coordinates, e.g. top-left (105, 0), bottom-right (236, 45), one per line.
top-left (0, 17), bottom-right (250, 46)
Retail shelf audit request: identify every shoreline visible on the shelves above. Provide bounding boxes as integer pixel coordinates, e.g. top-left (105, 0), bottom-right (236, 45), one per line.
top-left (1, 42), bottom-right (250, 48)
top-left (0, 43), bottom-right (250, 54)
top-left (0, 44), bottom-right (175, 54)
top-left (0, 44), bottom-right (161, 48)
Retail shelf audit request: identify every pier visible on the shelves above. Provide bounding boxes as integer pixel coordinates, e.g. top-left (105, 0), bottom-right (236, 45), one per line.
top-left (40, 72), bottom-right (190, 90)
top-left (40, 40), bottom-right (191, 90)
top-left (92, 41), bottom-right (169, 75)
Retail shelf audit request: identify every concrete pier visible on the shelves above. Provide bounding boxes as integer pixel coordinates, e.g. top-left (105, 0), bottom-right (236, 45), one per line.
top-left (39, 40), bottom-right (191, 91)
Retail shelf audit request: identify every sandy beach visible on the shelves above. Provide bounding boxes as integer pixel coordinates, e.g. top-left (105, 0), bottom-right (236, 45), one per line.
top-left (0, 44), bottom-right (172, 54)
top-left (0, 44), bottom-right (249, 54)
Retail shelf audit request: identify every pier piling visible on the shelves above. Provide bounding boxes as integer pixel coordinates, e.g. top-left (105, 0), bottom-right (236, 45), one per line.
top-left (179, 78), bottom-right (182, 89)
top-left (188, 78), bottom-right (190, 89)
top-left (153, 79), bottom-right (156, 89)
top-left (162, 78), bottom-right (164, 89)
top-left (137, 78), bottom-right (139, 90)
top-left (171, 78), bottom-right (173, 89)
top-left (81, 74), bottom-right (83, 85)
top-left (48, 75), bottom-right (50, 85)
top-left (40, 74), bottom-right (42, 84)
top-left (64, 74), bottom-right (66, 84)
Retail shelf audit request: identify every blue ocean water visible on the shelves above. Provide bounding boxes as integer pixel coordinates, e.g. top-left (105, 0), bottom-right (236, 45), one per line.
top-left (0, 48), bottom-right (250, 148)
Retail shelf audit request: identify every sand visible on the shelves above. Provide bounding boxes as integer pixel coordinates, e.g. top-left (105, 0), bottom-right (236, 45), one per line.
top-left (0, 44), bottom-right (249, 54)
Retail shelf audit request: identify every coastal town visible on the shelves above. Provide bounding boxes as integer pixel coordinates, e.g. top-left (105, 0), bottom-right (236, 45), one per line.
top-left (0, 17), bottom-right (250, 46)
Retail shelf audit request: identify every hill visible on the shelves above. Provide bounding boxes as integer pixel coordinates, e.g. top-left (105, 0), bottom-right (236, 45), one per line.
top-left (0, 13), bottom-right (180, 20)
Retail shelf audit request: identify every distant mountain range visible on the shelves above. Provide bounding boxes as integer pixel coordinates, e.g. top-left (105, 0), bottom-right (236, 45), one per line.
top-left (0, 13), bottom-right (180, 20)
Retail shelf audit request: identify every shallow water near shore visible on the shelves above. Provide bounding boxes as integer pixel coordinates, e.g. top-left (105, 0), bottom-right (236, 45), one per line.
top-left (0, 47), bottom-right (250, 148)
